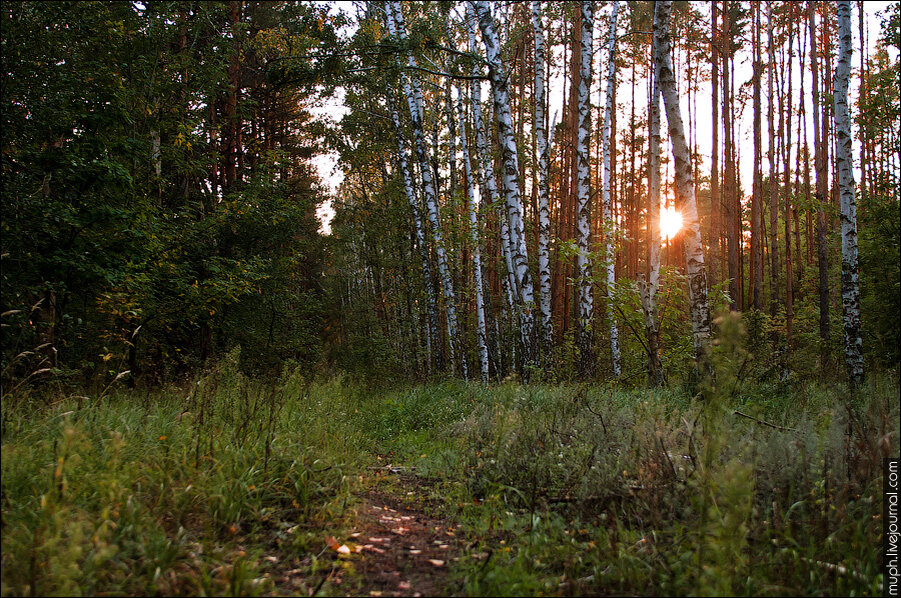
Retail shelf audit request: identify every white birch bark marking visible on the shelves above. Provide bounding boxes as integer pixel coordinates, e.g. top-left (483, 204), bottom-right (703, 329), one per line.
top-left (834, 0), bottom-right (864, 386)
top-left (653, 0), bottom-right (711, 363)
top-left (575, 1), bottom-right (595, 377)
top-left (531, 1), bottom-right (553, 356)
top-left (601, 1), bottom-right (620, 377)
top-left (465, 4), bottom-right (517, 372)
top-left (456, 86), bottom-right (490, 383)
top-left (385, 0), bottom-right (462, 374)
top-left (473, 0), bottom-right (536, 372)
top-left (390, 100), bottom-right (440, 374)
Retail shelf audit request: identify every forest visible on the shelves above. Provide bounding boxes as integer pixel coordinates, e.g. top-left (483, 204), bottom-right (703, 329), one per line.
top-left (1, 0), bottom-right (899, 596)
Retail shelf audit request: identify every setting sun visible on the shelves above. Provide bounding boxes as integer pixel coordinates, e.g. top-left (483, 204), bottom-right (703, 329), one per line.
top-left (660, 206), bottom-right (683, 240)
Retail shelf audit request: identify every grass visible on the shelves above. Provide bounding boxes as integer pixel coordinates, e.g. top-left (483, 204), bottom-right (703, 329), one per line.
top-left (2, 343), bottom-right (897, 596)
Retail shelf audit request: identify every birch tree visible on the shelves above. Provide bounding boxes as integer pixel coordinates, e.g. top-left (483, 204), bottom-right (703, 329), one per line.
top-left (389, 98), bottom-right (441, 374)
top-left (600, 0), bottom-right (620, 377)
top-left (383, 0), bottom-right (463, 376)
top-left (833, 0), bottom-right (864, 387)
top-left (653, 0), bottom-right (711, 365)
top-left (641, 24), bottom-right (664, 387)
top-left (472, 0), bottom-right (536, 374)
top-left (465, 3), bottom-right (516, 369)
top-left (574, 0), bottom-right (595, 378)
top-left (531, 1), bottom-right (553, 358)
top-left (456, 85), bottom-right (490, 383)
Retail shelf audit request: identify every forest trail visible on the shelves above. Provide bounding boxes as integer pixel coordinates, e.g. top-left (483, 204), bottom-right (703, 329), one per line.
top-left (297, 469), bottom-right (466, 597)
top-left (346, 474), bottom-right (463, 597)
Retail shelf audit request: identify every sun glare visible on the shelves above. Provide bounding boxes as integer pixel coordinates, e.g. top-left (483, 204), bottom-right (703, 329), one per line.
top-left (660, 206), bottom-right (683, 240)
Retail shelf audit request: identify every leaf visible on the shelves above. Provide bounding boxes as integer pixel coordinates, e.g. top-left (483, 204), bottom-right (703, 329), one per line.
top-left (427, 559), bottom-right (445, 567)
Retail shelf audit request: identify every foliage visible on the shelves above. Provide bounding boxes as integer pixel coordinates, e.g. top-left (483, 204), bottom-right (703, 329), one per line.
top-left (1, 1), bottom-right (332, 391)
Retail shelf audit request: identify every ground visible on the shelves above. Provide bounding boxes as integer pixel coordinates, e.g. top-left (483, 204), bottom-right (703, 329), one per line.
top-left (266, 468), bottom-right (465, 597)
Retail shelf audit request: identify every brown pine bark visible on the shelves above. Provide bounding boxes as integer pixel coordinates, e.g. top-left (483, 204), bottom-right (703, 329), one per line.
top-left (809, 1), bottom-right (831, 349)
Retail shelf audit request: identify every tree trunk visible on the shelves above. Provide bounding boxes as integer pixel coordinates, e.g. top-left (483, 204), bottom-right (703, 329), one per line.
top-left (722, 2), bottom-right (740, 309)
top-left (833, 0), bottom-right (864, 387)
top-left (389, 99), bottom-right (441, 374)
top-left (473, 0), bottom-right (537, 375)
top-left (531, 1), bottom-right (553, 358)
top-left (456, 86), bottom-right (490, 383)
top-left (751, 2), bottom-right (763, 311)
top-left (767, 3), bottom-right (780, 318)
top-left (654, 0), bottom-right (712, 366)
top-left (710, 1), bottom-right (721, 287)
top-left (601, 1), bottom-right (621, 377)
top-left (808, 1), bottom-right (831, 351)
top-left (575, 0), bottom-right (595, 379)
top-left (642, 31), bottom-right (663, 388)
top-left (781, 6), bottom-right (795, 349)
top-left (385, 0), bottom-right (462, 375)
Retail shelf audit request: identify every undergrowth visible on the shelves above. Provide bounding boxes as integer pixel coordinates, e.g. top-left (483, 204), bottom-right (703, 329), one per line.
top-left (1, 349), bottom-right (364, 596)
top-left (2, 334), bottom-right (898, 596)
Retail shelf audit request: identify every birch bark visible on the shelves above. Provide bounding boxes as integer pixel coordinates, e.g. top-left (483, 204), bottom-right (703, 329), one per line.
top-left (456, 86), bottom-right (490, 383)
top-left (384, 0), bottom-right (462, 375)
top-left (472, 0), bottom-right (537, 373)
top-left (601, 1), bottom-right (620, 377)
top-left (833, 0), bottom-right (864, 387)
top-left (653, 0), bottom-right (712, 365)
top-left (389, 99), bottom-right (441, 374)
top-left (575, 1), bottom-right (595, 378)
top-left (531, 1), bottom-right (553, 357)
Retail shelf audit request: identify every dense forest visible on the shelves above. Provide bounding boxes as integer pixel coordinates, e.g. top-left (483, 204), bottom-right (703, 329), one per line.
top-left (2, 1), bottom-right (899, 596)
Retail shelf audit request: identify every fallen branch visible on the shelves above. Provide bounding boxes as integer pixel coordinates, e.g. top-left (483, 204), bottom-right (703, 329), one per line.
top-left (732, 410), bottom-right (797, 432)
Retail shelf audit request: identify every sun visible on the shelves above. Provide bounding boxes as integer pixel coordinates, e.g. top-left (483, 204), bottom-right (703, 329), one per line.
top-left (660, 206), bottom-right (683, 240)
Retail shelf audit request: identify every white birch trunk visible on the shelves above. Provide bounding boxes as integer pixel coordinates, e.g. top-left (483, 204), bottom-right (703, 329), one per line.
top-left (456, 86), bottom-right (490, 383)
top-left (472, 0), bottom-right (536, 373)
top-left (385, 0), bottom-right (462, 375)
top-left (641, 23), bottom-right (663, 388)
top-left (389, 100), bottom-right (441, 374)
top-left (834, 0), bottom-right (864, 387)
top-left (653, 0), bottom-right (712, 364)
top-left (601, 1), bottom-right (620, 377)
top-left (575, 1), bottom-right (595, 378)
top-left (465, 4), bottom-right (517, 371)
top-left (531, 1), bottom-right (553, 357)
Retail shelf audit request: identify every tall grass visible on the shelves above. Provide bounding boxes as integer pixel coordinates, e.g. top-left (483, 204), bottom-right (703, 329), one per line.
top-left (1, 350), bottom-right (363, 596)
top-left (2, 342), bottom-right (897, 596)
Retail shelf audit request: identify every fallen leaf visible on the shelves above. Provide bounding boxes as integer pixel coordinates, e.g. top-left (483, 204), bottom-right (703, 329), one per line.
top-left (325, 536), bottom-right (340, 551)
top-left (427, 559), bottom-right (445, 567)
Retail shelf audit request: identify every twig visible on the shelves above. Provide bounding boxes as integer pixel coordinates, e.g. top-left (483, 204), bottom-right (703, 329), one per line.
top-left (732, 410), bottom-right (797, 432)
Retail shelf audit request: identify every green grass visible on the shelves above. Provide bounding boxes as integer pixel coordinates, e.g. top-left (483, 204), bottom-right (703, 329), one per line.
top-left (2, 345), bottom-right (897, 596)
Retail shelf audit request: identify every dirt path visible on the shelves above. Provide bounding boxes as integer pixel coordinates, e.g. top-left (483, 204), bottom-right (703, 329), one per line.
top-left (269, 470), bottom-right (466, 597)
top-left (344, 478), bottom-right (463, 597)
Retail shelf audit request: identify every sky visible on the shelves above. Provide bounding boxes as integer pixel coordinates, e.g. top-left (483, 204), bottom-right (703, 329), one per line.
top-left (311, 1), bottom-right (897, 235)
